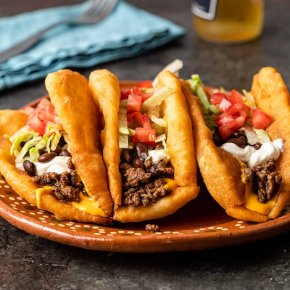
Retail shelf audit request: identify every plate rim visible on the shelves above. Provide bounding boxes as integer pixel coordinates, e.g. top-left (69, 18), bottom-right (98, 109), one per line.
top-left (0, 80), bottom-right (290, 253)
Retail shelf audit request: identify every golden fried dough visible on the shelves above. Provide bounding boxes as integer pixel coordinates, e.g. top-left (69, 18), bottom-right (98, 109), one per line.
top-left (114, 185), bottom-right (198, 223)
top-left (45, 70), bottom-right (113, 217)
top-left (89, 70), bottom-right (122, 209)
top-left (0, 110), bottom-right (27, 138)
top-left (158, 72), bottom-right (198, 187)
top-left (251, 67), bottom-right (290, 219)
top-left (0, 137), bottom-right (112, 224)
top-left (181, 80), bottom-right (245, 209)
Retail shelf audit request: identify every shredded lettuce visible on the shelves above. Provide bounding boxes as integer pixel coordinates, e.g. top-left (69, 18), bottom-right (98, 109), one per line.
top-left (148, 107), bottom-right (167, 127)
top-left (46, 134), bottom-right (55, 154)
top-left (51, 130), bottom-right (61, 151)
top-left (15, 137), bottom-right (42, 163)
top-left (152, 59), bottom-right (183, 87)
top-left (9, 130), bottom-right (39, 156)
top-left (128, 128), bottom-right (136, 136)
top-left (45, 123), bottom-right (63, 135)
top-left (141, 88), bottom-right (155, 94)
top-left (187, 74), bottom-right (219, 130)
top-left (253, 128), bottom-right (271, 144)
top-left (220, 87), bottom-right (226, 93)
top-left (242, 90), bottom-right (256, 110)
top-left (9, 126), bottom-right (32, 143)
top-left (156, 133), bottom-right (166, 143)
top-left (142, 87), bottom-right (173, 113)
top-left (119, 133), bottom-right (129, 149)
top-left (204, 114), bottom-right (218, 130)
top-left (29, 147), bottom-right (40, 162)
top-left (119, 99), bottom-right (128, 110)
top-left (118, 108), bottom-right (129, 135)
top-left (151, 123), bottom-right (164, 135)
top-left (36, 135), bottom-right (49, 150)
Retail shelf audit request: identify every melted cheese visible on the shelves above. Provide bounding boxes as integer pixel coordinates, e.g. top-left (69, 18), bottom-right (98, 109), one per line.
top-left (71, 194), bottom-right (107, 217)
top-left (163, 178), bottom-right (178, 191)
top-left (236, 157), bottom-right (247, 184)
top-left (36, 186), bottom-right (107, 217)
top-left (236, 157), bottom-right (277, 215)
top-left (244, 183), bottom-right (277, 215)
top-left (36, 186), bottom-right (52, 209)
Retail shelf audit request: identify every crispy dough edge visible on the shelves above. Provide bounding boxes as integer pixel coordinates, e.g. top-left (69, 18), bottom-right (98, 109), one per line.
top-left (251, 67), bottom-right (290, 219)
top-left (113, 185), bottom-right (199, 223)
top-left (158, 71), bottom-right (198, 186)
top-left (45, 70), bottom-right (113, 216)
top-left (89, 70), bottom-right (122, 209)
top-left (0, 136), bottom-right (111, 225)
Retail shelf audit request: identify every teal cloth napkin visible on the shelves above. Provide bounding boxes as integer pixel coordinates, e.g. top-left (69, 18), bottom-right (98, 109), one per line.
top-left (0, 1), bottom-right (184, 92)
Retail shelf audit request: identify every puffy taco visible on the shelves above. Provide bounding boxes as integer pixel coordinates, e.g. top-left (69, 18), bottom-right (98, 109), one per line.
top-left (89, 69), bottom-right (199, 223)
top-left (182, 67), bottom-right (290, 222)
top-left (0, 70), bottom-right (113, 225)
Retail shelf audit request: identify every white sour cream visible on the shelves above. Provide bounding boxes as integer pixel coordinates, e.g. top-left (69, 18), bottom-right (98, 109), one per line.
top-left (16, 156), bottom-right (70, 175)
top-left (147, 150), bottom-right (168, 165)
top-left (221, 139), bottom-right (284, 168)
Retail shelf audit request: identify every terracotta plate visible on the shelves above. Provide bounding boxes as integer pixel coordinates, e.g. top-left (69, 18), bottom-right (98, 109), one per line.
top-left (0, 81), bottom-right (290, 253)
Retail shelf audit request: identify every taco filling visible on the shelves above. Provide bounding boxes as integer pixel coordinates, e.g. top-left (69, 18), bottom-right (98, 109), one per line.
top-left (118, 81), bottom-right (177, 207)
top-left (188, 75), bottom-right (284, 215)
top-left (6, 98), bottom-right (89, 205)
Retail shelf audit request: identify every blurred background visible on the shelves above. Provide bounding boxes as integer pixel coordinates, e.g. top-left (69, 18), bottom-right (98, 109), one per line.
top-left (1, 0), bottom-right (290, 109)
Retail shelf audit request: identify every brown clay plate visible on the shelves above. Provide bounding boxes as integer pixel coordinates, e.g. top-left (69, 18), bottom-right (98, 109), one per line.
top-left (0, 81), bottom-right (290, 253)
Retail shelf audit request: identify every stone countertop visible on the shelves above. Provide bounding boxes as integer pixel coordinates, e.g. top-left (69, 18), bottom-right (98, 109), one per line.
top-left (1, 0), bottom-right (290, 289)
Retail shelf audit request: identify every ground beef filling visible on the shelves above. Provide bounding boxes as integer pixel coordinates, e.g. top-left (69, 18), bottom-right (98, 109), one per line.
top-left (145, 224), bottom-right (160, 232)
top-left (120, 142), bottom-right (174, 207)
top-left (244, 158), bottom-right (282, 203)
top-left (31, 158), bottom-right (86, 203)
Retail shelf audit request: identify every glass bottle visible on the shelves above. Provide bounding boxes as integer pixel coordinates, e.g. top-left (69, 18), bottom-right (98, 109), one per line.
top-left (192, 0), bottom-right (264, 43)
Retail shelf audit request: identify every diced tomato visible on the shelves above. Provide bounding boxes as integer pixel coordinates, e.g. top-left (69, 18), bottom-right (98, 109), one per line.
top-left (127, 94), bottom-right (142, 112)
top-left (218, 98), bottom-right (232, 112)
top-left (230, 90), bottom-right (244, 105)
top-left (141, 114), bottom-right (152, 129)
top-left (127, 112), bottom-right (142, 123)
top-left (242, 104), bottom-right (251, 114)
top-left (217, 116), bottom-right (235, 126)
top-left (215, 103), bottom-right (244, 122)
top-left (219, 125), bottom-right (233, 140)
top-left (238, 109), bottom-right (250, 120)
top-left (141, 93), bottom-right (154, 102)
top-left (133, 128), bottom-right (156, 144)
top-left (252, 108), bottom-right (271, 129)
top-left (27, 115), bottom-right (45, 136)
top-left (130, 87), bottom-right (143, 96)
top-left (137, 81), bottom-right (153, 89)
top-left (36, 110), bottom-right (55, 122)
top-left (37, 98), bottom-right (51, 109)
top-left (227, 116), bottom-right (246, 130)
top-left (210, 93), bottom-right (227, 106)
top-left (22, 106), bottom-right (35, 115)
top-left (121, 90), bottom-right (129, 100)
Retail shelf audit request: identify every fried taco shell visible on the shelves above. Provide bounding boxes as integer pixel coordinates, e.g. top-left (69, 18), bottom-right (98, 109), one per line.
top-left (0, 111), bottom-right (112, 224)
top-left (89, 69), bottom-right (122, 209)
top-left (181, 79), bottom-right (269, 223)
top-left (89, 70), bottom-right (199, 223)
top-left (45, 70), bottom-right (113, 218)
top-left (251, 67), bottom-right (290, 219)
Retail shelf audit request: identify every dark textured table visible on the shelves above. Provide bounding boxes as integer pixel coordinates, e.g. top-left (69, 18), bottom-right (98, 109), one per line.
top-left (1, 0), bottom-right (290, 289)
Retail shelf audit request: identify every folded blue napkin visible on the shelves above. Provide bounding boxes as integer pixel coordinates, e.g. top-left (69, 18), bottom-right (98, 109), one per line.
top-left (0, 1), bottom-right (184, 92)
